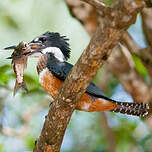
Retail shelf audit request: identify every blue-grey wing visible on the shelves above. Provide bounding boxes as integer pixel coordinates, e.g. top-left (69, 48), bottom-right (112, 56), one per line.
top-left (47, 61), bottom-right (111, 100)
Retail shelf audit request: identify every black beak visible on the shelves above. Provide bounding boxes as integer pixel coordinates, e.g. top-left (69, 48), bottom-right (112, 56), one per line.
top-left (4, 45), bottom-right (17, 50)
top-left (4, 41), bottom-right (43, 51)
top-left (5, 42), bottom-right (43, 59)
top-left (28, 42), bottom-right (44, 50)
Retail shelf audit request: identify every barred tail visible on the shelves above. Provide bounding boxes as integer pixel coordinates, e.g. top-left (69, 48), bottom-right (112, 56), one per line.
top-left (111, 102), bottom-right (149, 117)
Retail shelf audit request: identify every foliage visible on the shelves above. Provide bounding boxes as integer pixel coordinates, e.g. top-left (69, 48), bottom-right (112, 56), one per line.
top-left (0, 0), bottom-right (151, 152)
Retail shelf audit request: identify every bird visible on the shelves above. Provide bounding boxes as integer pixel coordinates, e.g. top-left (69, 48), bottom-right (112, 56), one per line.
top-left (8, 32), bottom-right (149, 116)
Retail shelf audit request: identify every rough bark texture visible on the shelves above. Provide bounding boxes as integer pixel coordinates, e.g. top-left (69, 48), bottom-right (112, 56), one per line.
top-left (121, 32), bottom-right (152, 80)
top-left (66, 0), bottom-right (152, 104)
top-left (106, 44), bottom-right (150, 103)
top-left (66, 2), bottom-right (151, 152)
top-left (34, 1), bottom-right (144, 152)
top-left (141, 5), bottom-right (152, 124)
top-left (142, 7), bottom-right (152, 49)
top-left (65, 2), bottom-right (152, 152)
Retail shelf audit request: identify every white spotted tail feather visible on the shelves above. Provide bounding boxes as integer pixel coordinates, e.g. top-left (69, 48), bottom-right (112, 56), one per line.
top-left (111, 102), bottom-right (149, 117)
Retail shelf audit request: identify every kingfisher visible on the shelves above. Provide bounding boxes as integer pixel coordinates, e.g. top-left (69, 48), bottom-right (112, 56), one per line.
top-left (7, 32), bottom-right (149, 116)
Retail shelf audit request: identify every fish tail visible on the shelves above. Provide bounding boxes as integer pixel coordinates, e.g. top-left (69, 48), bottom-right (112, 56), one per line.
top-left (13, 80), bottom-right (28, 96)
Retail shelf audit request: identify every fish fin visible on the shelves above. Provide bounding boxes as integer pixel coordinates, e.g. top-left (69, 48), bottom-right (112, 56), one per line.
top-left (4, 45), bottom-right (17, 50)
top-left (13, 80), bottom-right (28, 96)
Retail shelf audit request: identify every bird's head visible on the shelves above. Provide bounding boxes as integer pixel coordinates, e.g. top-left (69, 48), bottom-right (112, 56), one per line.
top-left (5, 32), bottom-right (71, 62)
top-left (28, 32), bottom-right (71, 61)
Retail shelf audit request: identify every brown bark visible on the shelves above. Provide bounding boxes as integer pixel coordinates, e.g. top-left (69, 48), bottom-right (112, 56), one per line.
top-left (66, 0), bottom-right (98, 35)
top-left (141, 7), bottom-right (152, 79)
top-left (140, 5), bottom-right (152, 123)
top-left (66, 0), bottom-right (152, 151)
top-left (101, 113), bottom-right (116, 152)
top-left (141, 7), bottom-right (152, 48)
top-left (106, 44), bottom-right (150, 103)
top-left (34, 1), bottom-right (144, 152)
top-left (121, 32), bottom-right (152, 79)
top-left (66, 0), bottom-right (151, 103)
top-left (144, 0), bottom-right (152, 7)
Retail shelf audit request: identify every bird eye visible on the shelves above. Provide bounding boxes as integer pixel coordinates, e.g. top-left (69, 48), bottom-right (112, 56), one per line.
top-left (39, 37), bottom-right (46, 43)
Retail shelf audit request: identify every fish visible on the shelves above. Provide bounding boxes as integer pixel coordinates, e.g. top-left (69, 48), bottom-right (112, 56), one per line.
top-left (5, 41), bottom-right (31, 95)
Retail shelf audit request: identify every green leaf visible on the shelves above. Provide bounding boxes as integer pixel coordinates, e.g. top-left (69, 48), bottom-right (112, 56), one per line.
top-left (0, 65), bottom-right (10, 74)
top-left (0, 143), bottom-right (7, 152)
top-left (24, 135), bottom-right (35, 150)
top-left (103, 0), bottom-right (113, 5)
top-left (132, 55), bottom-right (148, 77)
top-left (0, 65), bottom-right (11, 84)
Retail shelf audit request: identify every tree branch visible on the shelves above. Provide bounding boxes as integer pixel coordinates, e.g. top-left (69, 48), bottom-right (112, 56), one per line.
top-left (66, 0), bottom-right (98, 35)
top-left (81, 0), bottom-right (109, 12)
top-left (141, 7), bottom-right (152, 47)
top-left (66, 0), bottom-right (151, 103)
top-left (34, 0), bottom-right (144, 152)
top-left (101, 113), bottom-right (116, 152)
top-left (106, 44), bottom-right (151, 103)
top-left (121, 32), bottom-right (152, 80)
top-left (144, 0), bottom-right (152, 7)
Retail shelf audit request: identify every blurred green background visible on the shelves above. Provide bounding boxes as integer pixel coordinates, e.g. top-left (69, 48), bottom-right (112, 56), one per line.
top-left (0, 0), bottom-right (152, 152)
